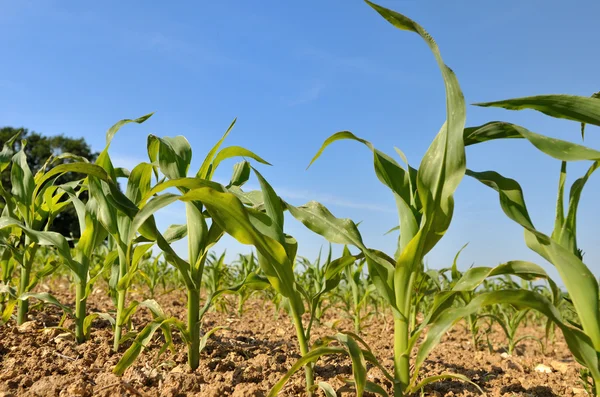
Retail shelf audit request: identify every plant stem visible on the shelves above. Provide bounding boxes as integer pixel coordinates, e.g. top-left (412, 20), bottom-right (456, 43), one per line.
top-left (17, 264), bottom-right (31, 325)
top-left (468, 315), bottom-right (478, 351)
top-left (17, 240), bottom-right (36, 326)
top-left (113, 289), bottom-right (126, 351)
top-left (113, 248), bottom-right (127, 352)
top-left (188, 288), bottom-right (200, 370)
top-left (291, 305), bottom-right (314, 397)
top-left (394, 317), bottom-right (410, 396)
top-left (75, 278), bottom-right (87, 343)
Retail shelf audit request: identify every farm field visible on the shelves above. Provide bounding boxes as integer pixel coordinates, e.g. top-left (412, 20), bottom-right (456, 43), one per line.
top-left (1, 1), bottom-right (600, 397)
top-left (0, 282), bottom-right (582, 397)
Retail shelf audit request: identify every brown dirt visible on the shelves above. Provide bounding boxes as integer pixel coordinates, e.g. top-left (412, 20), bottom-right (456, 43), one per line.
top-left (0, 282), bottom-right (586, 396)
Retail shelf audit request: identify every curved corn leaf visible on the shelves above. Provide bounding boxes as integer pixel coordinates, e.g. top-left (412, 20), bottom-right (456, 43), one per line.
top-left (582, 91), bottom-right (600, 139)
top-left (286, 201), bottom-right (367, 251)
top-left (19, 292), bottom-right (71, 314)
top-left (315, 382), bottom-right (337, 397)
top-left (126, 163), bottom-right (154, 205)
top-left (0, 217), bottom-right (82, 278)
top-left (465, 122), bottom-right (600, 161)
top-left (11, 144), bottom-right (34, 220)
top-left (199, 325), bottom-right (226, 353)
top-left (474, 95), bottom-right (600, 126)
top-left (180, 188), bottom-right (299, 305)
top-left (364, 381), bottom-right (389, 396)
top-left (141, 177), bottom-right (224, 205)
top-left (1, 300), bottom-right (17, 325)
top-left (267, 347), bottom-right (346, 397)
top-left (147, 135), bottom-right (192, 181)
top-left (197, 118), bottom-right (237, 178)
top-left (307, 131), bottom-right (419, 256)
top-left (0, 130), bottom-right (22, 172)
top-left (113, 317), bottom-right (176, 376)
top-left (252, 167), bottom-right (285, 245)
top-left (414, 290), bottom-right (600, 385)
top-left (559, 161), bottom-right (600, 253)
top-left (410, 373), bottom-right (483, 395)
top-left (83, 312), bottom-right (116, 339)
top-left (211, 146), bottom-right (270, 179)
top-left (467, 169), bottom-right (600, 351)
top-left (106, 113), bottom-right (154, 147)
top-left (229, 160), bottom-right (252, 187)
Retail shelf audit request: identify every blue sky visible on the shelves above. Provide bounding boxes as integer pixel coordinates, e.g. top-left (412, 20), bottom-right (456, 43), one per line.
top-left (1, 0), bottom-right (599, 282)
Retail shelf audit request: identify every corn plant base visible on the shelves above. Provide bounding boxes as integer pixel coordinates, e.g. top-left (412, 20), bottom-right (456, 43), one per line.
top-left (0, 286), bottom-right (582, 397)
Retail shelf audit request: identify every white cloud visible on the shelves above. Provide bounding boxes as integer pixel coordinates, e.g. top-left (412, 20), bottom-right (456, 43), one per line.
top-left (287, 83), bottom-right (324, 106)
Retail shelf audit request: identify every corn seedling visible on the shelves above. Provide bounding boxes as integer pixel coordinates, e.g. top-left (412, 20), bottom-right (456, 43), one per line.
top-left (112, 119), bottom-right (271, 372)
top-left (231, 253), bottom-right (268, 317)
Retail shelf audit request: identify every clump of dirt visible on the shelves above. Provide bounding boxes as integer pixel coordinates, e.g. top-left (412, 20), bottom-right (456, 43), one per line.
top-left (0, 284), bottom-right (586, 396)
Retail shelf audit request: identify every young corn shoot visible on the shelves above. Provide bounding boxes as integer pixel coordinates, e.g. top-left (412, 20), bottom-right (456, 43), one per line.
top-left (113, 119), bottom-right (271, 372)
top-left (284, 1), bottom-right (469, 393)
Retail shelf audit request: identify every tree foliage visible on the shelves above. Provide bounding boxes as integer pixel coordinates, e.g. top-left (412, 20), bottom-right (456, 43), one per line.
top-left (0, 126), bottom-right (98, 238)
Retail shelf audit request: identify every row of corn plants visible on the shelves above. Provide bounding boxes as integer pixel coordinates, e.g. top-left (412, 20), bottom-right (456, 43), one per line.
top-left (1, 1), bottom-right (599, 396)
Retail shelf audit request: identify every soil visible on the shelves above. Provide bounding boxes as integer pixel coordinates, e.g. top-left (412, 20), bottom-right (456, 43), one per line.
top-left (0, 281), bottom-right (586, 396)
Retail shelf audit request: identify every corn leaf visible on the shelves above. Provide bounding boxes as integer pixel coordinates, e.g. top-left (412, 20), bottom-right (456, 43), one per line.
top-left (474, 95), bottom-right (600, 126)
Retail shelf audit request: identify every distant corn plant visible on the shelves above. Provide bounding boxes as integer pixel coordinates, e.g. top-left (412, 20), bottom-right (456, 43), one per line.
top-left (230, 253), bottom-right (268, 317)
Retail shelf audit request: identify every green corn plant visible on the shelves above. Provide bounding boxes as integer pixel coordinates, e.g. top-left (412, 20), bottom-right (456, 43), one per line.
top-left (271, 3), bottom-right (563, 395)
top-left (277, 2), bottom-right (472, 393)
top-left (433, 245), bottom-right (485, 351)
top-left (0, 133), bottom-right (91, 326)
top-left (231, 253), bottom-right (267, 317)
top-left (480, 305), bottom-right (543, 355)
top-left (158, 165), bottom-right (360, 396)
top-left (203, 252), bottom-right (231, 313)
top-left (296, 250), bottom-right (327, 322)
top-left (462, 91), bottom-right (600, 393)
top-left (137, 253), bottom-right (175, 299)
top-left (0, 247), bottom-right (17, 314)
top-left (296, 246), bottom-right (348, 327)
top-left (112, 119), bottom-right (271, 372)
top-left (341, 257), bottom-right (376, 334)
top-left (52, 112), bottom-right (188, 351)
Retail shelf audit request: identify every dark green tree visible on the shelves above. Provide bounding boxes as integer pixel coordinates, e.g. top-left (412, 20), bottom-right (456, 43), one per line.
top-left (0, 126), bottom-right (98, 238)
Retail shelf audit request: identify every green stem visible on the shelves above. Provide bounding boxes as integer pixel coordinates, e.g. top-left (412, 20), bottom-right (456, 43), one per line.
top-left (237, 295), bottom-right (244, 317)
top-left (113, 248), bottom-right (128, 352)
top-left (468, 315), bottom-right (478, 351)
top-left (188, 288), bottom-right (201, 370)
top-left (113, 289), bottom-right (126, 352)
top-left (17, 265), bottom-right (31, 325)
top-left (74, 279), bottom-right (87, 343)
top-left (17, 240), bottom-right (36, 326)
top-left (291, 304), bottom-right (314, 397)
top-left (393, 317), bottom-right (410, 396)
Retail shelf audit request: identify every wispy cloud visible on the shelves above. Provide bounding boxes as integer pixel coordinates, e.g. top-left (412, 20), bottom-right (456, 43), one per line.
top-left (299, 47), bottom-right (407, 82)
top-left (287, 83), bottom-right (324, 106)
top-left (246, 184), bottom-right (396, 213)
top-left (126, 31), bottom-right (241, 70)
